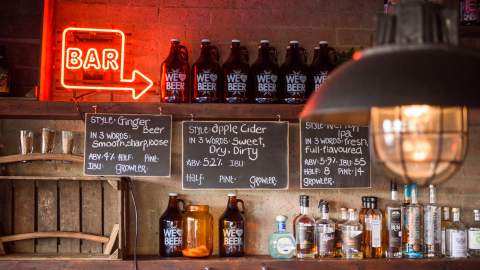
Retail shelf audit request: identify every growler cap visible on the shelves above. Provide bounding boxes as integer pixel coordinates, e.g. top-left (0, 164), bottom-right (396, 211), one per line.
top-left (232, 39), bottom-right (241, 43)
top-left (201, 39), bottom-right (211, 43)
top-left (319, 41), bottom-right (328, 45)
top-left (275, 215), bottom-right (288, 222)
top-left (227, 192), bottom-right (237, 197)
top-left (260, 39), bottom-right (270, 44)
top-left (314, 46), bottom-right (320, 50)
top-left (168, 192), bottom-right (178, 197)
top-left (170, 38), bottom-right (180, 43)
top-left (289, 40), bottom-right (299, 44)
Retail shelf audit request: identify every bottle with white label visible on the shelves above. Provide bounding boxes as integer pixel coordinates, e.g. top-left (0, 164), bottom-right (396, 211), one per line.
top-left (219, 193), bottom-right (246, 257)
top-left (251, 40), bottom-right (280, 104)
top-left (307, 41), bottom-right (335, 98)
top-left (364, 197), bottom-right (384, 258)
top-left (192, 39), bottom-right (222, 103)
top-left (280, 41), bottom-right (308, 104)
top-left (223, 40), bottom-right (250, 103)
top-left (468, 209), bottom-right (480, 257)
top-left (294, 195), bottom-right (316, 258)
top-left (402, 184), bottom-right (424, 258)
top-left (341, 208), bottom-right (364, 259)
top-left (386, 181), bottom-right (402, 258)
top-left (424, 185), bottom-right (441, 257)
top-left (314, 200), bottom-right (336, 258)
top-left (159, 193), bottom-right (185, 257)
top-left (446, 207), bottom-right (467, 258)
top-left (268, 215), bottom-right (296, 259)
top-left (160, 39), bottom-right (190, 103)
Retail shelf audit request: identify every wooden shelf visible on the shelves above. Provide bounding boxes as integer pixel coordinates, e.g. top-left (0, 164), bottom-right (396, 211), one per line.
top-left (0, 176), bottom-right (119, 181)
top-left (0, 256), bottom-right (478, 269)
top-left (0, 100), bottom-right (303, 122)
top-left (460, 25), bottom-right (480, 38)
top-left (0, 153), bottom-right (83, 164)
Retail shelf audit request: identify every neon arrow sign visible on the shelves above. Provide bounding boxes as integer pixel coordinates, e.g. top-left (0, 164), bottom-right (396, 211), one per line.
top-left (61, 27), bottom-right (154, 100)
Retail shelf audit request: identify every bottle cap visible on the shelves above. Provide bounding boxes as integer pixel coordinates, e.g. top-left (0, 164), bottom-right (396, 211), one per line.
top-left (319, 41), bottom-right (328, 45)
top-left (340, 207), bottom-right (347, 211)
top-left (227, 192), bottom-right (236, 197)
top-left (168, 192), bottom-right (178, 197)
top-left (318, 200), bottom-right (329, 212)
top-left (299, 194), bottom-right (309, 207)
top-left (348, 208), bottom-right (355, 213)
top-left (275, 215), bottom-right (287, 222)
top-left (443, 206), bottom-right (450, 211)
top-left (260, 40), bottom-right (270, 44)
top-left (314, 46), bottom-right (320, 50)
top-left (390, 181), bottom-right (398, 191)
top-left (474, 209), bottom-right (480, 214)
top-left (170, 38), bottom-right (180, 43)
top-left (452, 207), bottom-right (460, 212)
top-left (232, 39), bottom-right (241, 43)
top-left (289, 40), bottom-right (299, 44)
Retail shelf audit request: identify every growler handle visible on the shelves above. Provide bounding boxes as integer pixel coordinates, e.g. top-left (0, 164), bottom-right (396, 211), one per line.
top-left (237, 199), bottom-right (245, 214)
top-left (179, 45), bottom-right (189, 63)
top-left (269, 47), bottom-right (278, 64)
top-left (209, 45), bottom-right (220, 63)
top-left (300, 47), bottom-right (308, 64)
top-left (177, 199), bottom-right (186, 213)
top-left (239, 46), bottom-right (249, 63)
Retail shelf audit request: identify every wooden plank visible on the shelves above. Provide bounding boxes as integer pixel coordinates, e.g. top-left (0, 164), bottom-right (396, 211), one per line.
top-left (0, 180), bottom-right (13, 253)
top-left (13, 181), bottom-right (35, 253)
top-left (58, 181), bottom-right (80, 254)
top-left (0, 232), bottom-right (108, 244)
top-left (103, 224), bottom-right (119, 255)
top-left (36, 181), bottom-right (57, 253)
top-left (81, 181), bottom-right (102, 254)
top-left (0, 176), bottom-right (120, 181)
top-left (0, 154), bottom-right (83, 164)
top-left (102, 182), bottom-right (118, 254)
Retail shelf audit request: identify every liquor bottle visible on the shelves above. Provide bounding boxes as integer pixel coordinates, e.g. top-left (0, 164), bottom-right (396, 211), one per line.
top-left (0, 46), bottom-right (11, 97)
top-left (223, 40), bottom-right (250, 103)
top-left (160, 39), bottom-right (190, 103)
top-left (360, 196), bottom-right (370, 257)
top-left (308, 41), bottom-right (335, 97)
top-left (294, 195), bottom-right (316, 259)
top-left (441, 206), bottom-right (451, 256)
top-left (460, 0), bottom-right (479, 25)
top-left (334, 207), bottom-right (348, 257)
top-left (424, 185), bottom-right (441, 257)
top-left (341, 208), bottom-right (364, 259)
top-left (269, 215), bottom-right (296, 259)
top-left (402, 184), bottom-right (423, 258)
top-left (446, 208), bottom-right (467, 258)
top-left (159, 193), bottom-right (185, 257)
top-left (219, 193), bottom-right (246, 257)
top-left (365, 197), bottom-right (384, 258)
top-left (468, 209), bottom-right (480, 257)
top-left (314, 200), bottom-right (335, 258)
top-left (385, 181), bottom-right (402, 258)
top-left (192, 39), bottom-right (222, 103)
top-left (280, 41), bottom-right (308, 104)
top-left (251, 40), bottom-right (280, 104)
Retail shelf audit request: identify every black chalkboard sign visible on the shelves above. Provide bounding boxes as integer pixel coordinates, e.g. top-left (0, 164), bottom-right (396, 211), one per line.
top-left (84, 113), bottom-right (172, 177)
top-left (182, 121), bottom-right (289, 189)
top-left (300, 121), bottom-right (370, 189)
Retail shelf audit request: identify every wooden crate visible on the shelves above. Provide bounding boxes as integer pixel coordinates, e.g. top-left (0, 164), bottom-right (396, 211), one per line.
top-left (0, 178), bottom-right (129, 259)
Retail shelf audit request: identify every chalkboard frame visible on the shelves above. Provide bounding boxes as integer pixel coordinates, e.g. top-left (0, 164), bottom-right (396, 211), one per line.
top-left (181, 120), bottom-right (290, 190)
top-left (299, 120), bottom-right (372, 189)
top-left (83, 113), bottom-right (173, 178)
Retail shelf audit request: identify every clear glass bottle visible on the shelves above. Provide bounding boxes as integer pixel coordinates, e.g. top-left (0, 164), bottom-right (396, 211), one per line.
top-left (294, 195), bottom-right (316, 259)
top-left (424, 185), bottom-right (441, 258)
top-left (314, 200), bottom-right (335, 258)
top-left (365, 197), bottom-right (384, 258)
top-left (334, 207), bottom-right (348, 257)
top-left (385, 181), bottom-right (402, 258)
top-left (446, 208), bottom-right (467, 258)
top-left (360, 196), bottom-right (370, 257)
top-left (341, 208), bottom-right (363, 259)
top-left (268, 215), bottom-right (296, 259)
top-left (468, 209), bottom-right (480, 257)
top-left (402, 184), bottom-right (423, 258)
top-left (441, 206), bottom-right (451, 256)
top-left (182, 205), bottom-right (214, 258)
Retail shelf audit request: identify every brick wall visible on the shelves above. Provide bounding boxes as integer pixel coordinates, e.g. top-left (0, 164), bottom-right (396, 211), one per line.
top-left (52, 0), bottom-right (383, 101)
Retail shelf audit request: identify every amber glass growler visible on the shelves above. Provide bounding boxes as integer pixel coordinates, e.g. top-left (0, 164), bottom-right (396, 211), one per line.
top-left (159, 193), bottom-right (185, 257)
top-left (219, 193), bottom-right (246, 257)
top-left (280, 41), bottom-right (308, 104)
top-left (251, 40), bottom-right (279, 103)
top-left (223, 40), bottom-right (250, 103)
top-left (160, 39), bottom-right (190, 103)
top-left (192, 39), bottom-right (222, 103)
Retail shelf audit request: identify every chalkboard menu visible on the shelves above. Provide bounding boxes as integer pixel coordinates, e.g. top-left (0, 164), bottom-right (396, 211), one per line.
top-left (84, 113), bottom-right (172, 177)
top-left (182, 121), bottom-right (289, 189)
top-left (300, 121), bottom-right (370, 189)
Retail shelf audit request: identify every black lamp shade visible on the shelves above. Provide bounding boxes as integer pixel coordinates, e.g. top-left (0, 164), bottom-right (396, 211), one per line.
top-left (300, 44), bottom-right (480, 124)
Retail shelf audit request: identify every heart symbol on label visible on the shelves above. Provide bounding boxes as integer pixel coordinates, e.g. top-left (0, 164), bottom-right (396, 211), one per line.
top-left (300, 75), bottom-right (307, 84)
top-left (271, 75), bottom-right (278, 83)
top-left (240, 74), bottom-right (248, 83)
top-left (236, 229), bottom-right (244, 237)
top-left (179, 73), bottom-right (187, 81)
top-left (210, 74), bottom-right (218, 82)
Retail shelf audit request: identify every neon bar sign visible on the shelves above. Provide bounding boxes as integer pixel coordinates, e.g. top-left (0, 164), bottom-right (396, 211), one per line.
top-left (61, 27), bottom-right (153, 100)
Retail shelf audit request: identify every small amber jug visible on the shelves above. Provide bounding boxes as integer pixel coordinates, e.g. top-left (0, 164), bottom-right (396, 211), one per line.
top-left (182, 205), bottom-right (214, 257)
